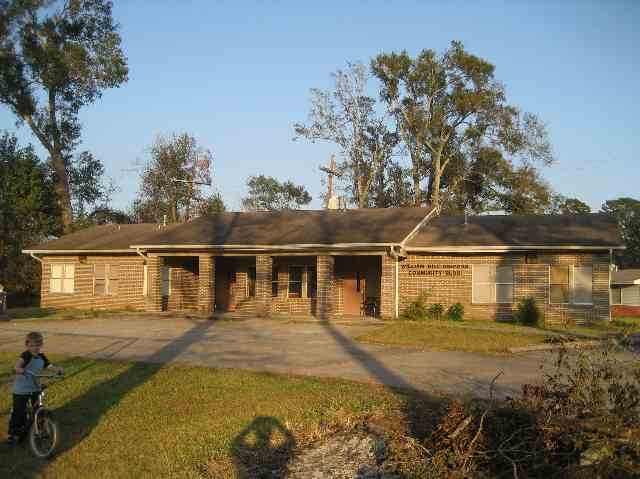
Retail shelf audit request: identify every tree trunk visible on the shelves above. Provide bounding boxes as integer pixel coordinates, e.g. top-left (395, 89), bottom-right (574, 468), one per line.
top-left (50, 149), bottom-right (73, 232)
top-left (413, 173), bottom-right (421, 207)
top-left (357, 176), bottom-right (368, 208)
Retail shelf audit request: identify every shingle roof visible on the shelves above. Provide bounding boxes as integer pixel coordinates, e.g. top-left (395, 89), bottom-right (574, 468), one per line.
top-left (131, 208), bottom-right (432, 247)
top-left (611, 269), bottom-right (640, 285)
top-left (23, 209), bottom-right (624, 253)
top-left (24, 224), bottom-right (168, 252)
top-left (405, 213), bottom-right (623, 249)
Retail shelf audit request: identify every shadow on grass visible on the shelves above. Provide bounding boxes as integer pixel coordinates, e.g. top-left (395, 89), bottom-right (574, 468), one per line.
top-left (232, 416), bottom-right (295, 479)
top-left (1, 319), bottom-right (215, 479)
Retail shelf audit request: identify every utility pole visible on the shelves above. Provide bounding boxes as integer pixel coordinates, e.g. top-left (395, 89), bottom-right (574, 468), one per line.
top-left (319, 154), bottom-right (342, 209)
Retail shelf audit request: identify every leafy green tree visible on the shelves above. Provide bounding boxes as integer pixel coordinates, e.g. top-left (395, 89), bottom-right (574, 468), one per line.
top-left (0, 0), bottom-right (128, 231)
top-left (0, 132), bottom-right (60, 302)
top-left (242, 175), bottom-right (311, 211)
top-left (550, 196), bottom-right (591, 215)
top-left (69, 151), bottom-right (113, 218)
top-left (198, 192), bottom-right (226, 215)
top-left (372, 41), bottom-right (553, 208)
top-left (134, 133), bottom-right (213, 223)
top-left (295, 63), bottom-right (396, 208)
top-left (602, 198), bottom-right (640, 267)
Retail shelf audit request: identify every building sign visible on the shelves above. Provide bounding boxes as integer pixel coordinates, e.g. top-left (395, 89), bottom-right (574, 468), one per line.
top-left (401, 263), bottom-right (469, 277)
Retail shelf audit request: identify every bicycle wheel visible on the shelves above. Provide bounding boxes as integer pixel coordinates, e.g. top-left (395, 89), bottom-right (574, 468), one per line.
top-left (29, 411), bottom-right (58, 458)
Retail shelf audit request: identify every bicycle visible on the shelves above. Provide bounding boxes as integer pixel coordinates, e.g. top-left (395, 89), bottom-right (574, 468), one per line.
top-left (19, 370), bottom-right (64, 458)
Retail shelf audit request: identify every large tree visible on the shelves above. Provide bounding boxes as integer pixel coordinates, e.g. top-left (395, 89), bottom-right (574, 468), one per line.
top-left (133, 133), bottom-right (213, 223)
top-left (0, 0), bottom-right (128, 230)
top-left (295, 62), bottom-right (397, 208)
top-left (241, 175), bottom-right (311, 211)
top-left (0, 132), bottom-right (60, 301)
top-left (372, 41), bottom-right (553, 208)
top-left (602, 198), bottom-right (640, 268)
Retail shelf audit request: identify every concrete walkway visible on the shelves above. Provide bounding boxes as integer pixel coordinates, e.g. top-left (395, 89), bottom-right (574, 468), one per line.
top-left (0, 316), bottom-right (556, 399)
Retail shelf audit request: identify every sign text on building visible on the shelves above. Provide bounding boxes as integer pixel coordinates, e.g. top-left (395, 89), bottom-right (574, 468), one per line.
top-left (401, 263), bottom-right (469, 277)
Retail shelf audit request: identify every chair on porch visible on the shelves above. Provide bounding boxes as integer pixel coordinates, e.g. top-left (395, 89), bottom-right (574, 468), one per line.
top-left (360, 296), bottom-right (379, 319)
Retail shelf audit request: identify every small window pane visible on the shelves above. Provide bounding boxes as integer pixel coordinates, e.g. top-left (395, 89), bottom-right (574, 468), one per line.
top-left (551, 284), bottom-right (569, 303)
top-left (94, 264), bottom-right (106, 280)
top-left (473, 265), bottom-right (495, 283)
top-left (496, 284), bottom-right (513, 303)
top-left (496, 266), bottom-right (513, 284)
top-left (307, 266), bottom-right (317, 298)
top-left (51, 264), bottom-right (63, 279)
top-left (63, 264), bottom-right (75, 279)
top-left (550, 266), bottom-right (569, 285)
top-left (50, 278), bottom-right (62, 293)
top-left (62, 277), bottom-right (74, 294)
top-left (473, 283), bottom-right (494, 303)
top-left (95, 279), bottom-right (106, 296)
top-left (573, 266), bottom-right (592, 304)
top-left (288, 266), bottom-right (303, 298)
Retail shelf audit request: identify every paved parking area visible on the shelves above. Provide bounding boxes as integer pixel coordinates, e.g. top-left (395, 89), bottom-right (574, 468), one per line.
top-left (0, 316), bottom-right (553, 398)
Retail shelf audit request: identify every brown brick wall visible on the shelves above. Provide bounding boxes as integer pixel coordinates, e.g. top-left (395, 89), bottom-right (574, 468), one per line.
top-left (397, 252), bottom-right (611, 323)
top-left (271, 256), bottom-right (317, 315)
top-left (380, 254), bottom-right (396, 318)
top-left (197, 255), bottom-right (215, 314)
top-left (41, 255), bottom-right (146, 310)
top-left (316, 255), bottom-right (335, 319)
top-left (166, 257), bottom-right (199, 312)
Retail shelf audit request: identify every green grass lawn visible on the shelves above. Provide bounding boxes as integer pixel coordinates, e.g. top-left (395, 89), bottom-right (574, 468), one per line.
top-left (355, 316), bottom-right (640, 354)
top-left (0, 352), bottom-right (429, 478)
top-left (356, 320), bottom-right (554, 353)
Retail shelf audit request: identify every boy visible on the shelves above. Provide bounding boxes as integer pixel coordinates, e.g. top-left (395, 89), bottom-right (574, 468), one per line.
top-left (7, 331), bottom-right (63, 444)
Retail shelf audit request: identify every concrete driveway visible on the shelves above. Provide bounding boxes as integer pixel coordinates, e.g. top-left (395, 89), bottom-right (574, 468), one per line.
top-left (0, 316), bottom-right (553, 399)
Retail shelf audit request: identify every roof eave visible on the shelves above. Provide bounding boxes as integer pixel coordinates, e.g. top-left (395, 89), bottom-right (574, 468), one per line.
top-left (404, 245), bottom-right (625, 253)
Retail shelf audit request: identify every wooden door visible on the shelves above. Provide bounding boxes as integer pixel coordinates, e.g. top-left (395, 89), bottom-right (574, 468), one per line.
top-left (343, 271), bottom-right (364, 315)
top-left (216, 268), bottom-right (234, 311)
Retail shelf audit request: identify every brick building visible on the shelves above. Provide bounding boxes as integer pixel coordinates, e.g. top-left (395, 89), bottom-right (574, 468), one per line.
top-left (23, 207), bottom-right (623, 323)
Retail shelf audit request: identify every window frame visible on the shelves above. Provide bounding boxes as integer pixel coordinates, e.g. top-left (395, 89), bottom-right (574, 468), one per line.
top-left (287, 265), bottom-right (304, 298)
top-left (50, 263), bottom-right (75, 294)
top-left (247, 266), bottom-right (256, 297)
top-left (471, 265), bottom-right (514, 304)
top-left (93, 264), bottom-right (120, 296)
top-left (548, 265), bottom-right (593, 306)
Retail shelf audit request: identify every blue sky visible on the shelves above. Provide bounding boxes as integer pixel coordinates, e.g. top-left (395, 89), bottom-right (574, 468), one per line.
top-left (1, 0), bottom-right (638, 212)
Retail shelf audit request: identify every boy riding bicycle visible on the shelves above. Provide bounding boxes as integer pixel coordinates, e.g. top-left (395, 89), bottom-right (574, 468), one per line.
top-left (7, 331), bottom-right (63, 444)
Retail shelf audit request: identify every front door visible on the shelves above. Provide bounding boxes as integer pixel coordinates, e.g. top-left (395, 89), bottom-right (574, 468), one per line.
top-left (343, 271), bottom-right (364, 315)
top-left (215, 268), bottom-right (236, 311)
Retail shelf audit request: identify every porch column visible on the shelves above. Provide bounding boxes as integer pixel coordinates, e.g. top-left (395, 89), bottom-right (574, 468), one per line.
top-left (380, 253), bottom-right (397, 319)
top-left (255, 254), bottom-right (272, 316)
top-left (317, 255), bottom-right (335, 320)
top-left (198, 255), bottom-right (215, 314)
top-left (146, 256), bottom-right (164, 313)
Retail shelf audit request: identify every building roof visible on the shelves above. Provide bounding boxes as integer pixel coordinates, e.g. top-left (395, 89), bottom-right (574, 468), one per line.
top-left (23, 209), bottom-right (624, 253)
top-left (404, 213), bottom-right (623, 251)
top-left (23, 224), bottom-right (167, 252)
top-left (611, 269), bottom-right (640, 285)
top-left (131, 208), bottom-right (432, 248)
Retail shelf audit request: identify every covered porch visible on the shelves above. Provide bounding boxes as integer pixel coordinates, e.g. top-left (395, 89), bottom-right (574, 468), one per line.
top-left (143, 252), bottom-right (389, 319)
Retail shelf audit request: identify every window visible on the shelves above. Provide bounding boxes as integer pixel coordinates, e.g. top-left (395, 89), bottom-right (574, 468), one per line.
top-left (550, 265), bottom-right (592, 304)
top-left (247, 267), bottom-right (256, 297)
top-left (472, 265), bottom-right (514, 304)
top-left (307, 265), bottom-right (317, 298)
top-left (50, 264), bottom-right (74, 294)
top-left (271, 266), bottom-right (278, 297)
top-left (288, 266), bottom-right (303, 298)
top-left (93, 264), bottom-right (120, 296)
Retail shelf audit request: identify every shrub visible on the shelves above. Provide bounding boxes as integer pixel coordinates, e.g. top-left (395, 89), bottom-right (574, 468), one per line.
top-left (427, 303), bottom-right (444, 320)
top-left (446, 303), bottom-right (464, 321)
top-left (517, 296), bottom-right (543, 326)
top-left (404, 294), bottom-right (429, 321)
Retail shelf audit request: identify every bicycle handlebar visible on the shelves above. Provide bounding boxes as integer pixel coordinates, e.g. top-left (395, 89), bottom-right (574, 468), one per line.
top-left (22, 370), bottom-right (65, 379)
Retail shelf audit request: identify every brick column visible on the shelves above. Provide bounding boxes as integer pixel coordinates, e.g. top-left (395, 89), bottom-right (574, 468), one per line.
top-left (255, 254), bottom-right (272, 316)
top-left (145, 256), bottom-right (164, 312)
top-left (317, 255), bottom-right (335, 320)
top-left (380, 253), bottom-right (397, 319)
top-left (198, 255), bottom-right (215, 314)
